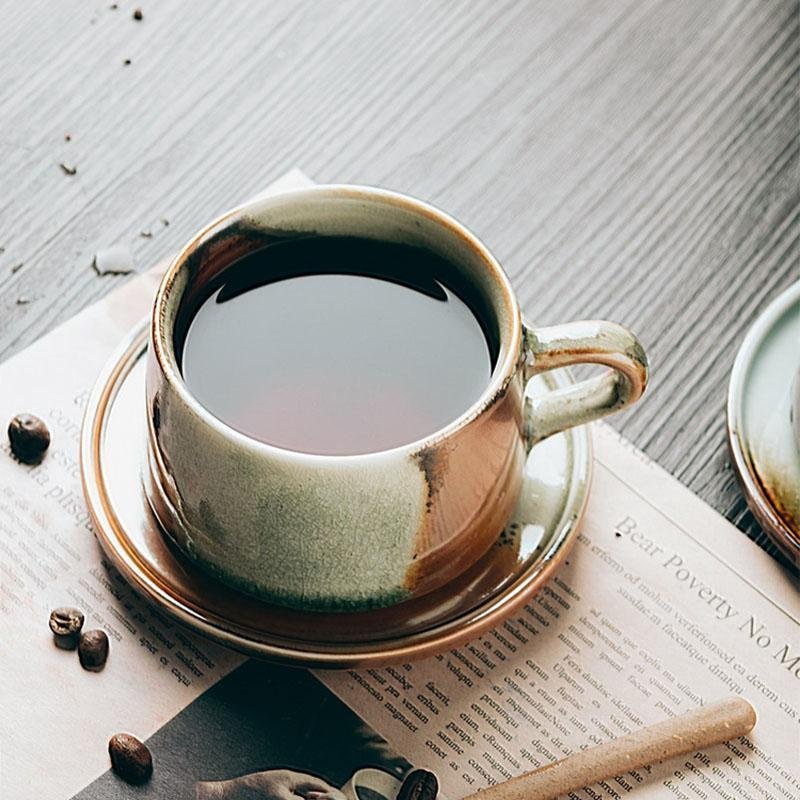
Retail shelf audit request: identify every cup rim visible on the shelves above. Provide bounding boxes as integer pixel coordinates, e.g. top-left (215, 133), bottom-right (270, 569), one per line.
top-left (151, 183), bottom-right (522, 462)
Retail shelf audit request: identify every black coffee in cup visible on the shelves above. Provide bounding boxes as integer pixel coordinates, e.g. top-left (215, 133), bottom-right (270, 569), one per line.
top-left (177, 235), bottom-right (496, 455)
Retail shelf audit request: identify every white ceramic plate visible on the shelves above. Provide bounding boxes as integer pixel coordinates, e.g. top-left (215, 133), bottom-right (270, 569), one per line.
top-left (727, 281), bottom-right (800, 567)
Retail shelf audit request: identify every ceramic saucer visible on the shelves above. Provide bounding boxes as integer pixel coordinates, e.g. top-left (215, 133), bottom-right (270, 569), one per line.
top-left (80, 320), bottom-right (591, 667)
top-left (728, 281), bottom-right (800, 567)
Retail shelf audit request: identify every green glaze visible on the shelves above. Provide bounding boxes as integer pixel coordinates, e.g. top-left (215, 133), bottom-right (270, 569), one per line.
top-left (523, 320), bottom-right (649, 447)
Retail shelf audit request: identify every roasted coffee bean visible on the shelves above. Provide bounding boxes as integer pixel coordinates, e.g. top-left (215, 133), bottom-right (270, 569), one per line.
top-left (7, 414), bottom-right (50, 464)
top-left (397, 769), bottom-right (438, 800)
top-left (108, 733), bottom-right (153, 785)
top-left (49, 606), bottom-right (85, 650)
top-left (78, 629), bottom-right (109, 671)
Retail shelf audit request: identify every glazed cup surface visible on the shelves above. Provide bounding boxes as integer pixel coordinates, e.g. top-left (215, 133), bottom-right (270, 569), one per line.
top-left (145, 185), bottom-right (648, 611)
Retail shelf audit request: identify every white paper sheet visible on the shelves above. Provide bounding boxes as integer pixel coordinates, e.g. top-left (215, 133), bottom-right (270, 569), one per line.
top-left (321, 424), bottom-right (800, 799)
top-left (0, 169), bottom-right (311, 799)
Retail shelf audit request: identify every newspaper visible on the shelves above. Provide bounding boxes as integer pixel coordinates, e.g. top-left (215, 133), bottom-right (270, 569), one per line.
top-left (0, 170), bottom-right (797, 800)
top-left (322, 424), bottom-right (800, 799)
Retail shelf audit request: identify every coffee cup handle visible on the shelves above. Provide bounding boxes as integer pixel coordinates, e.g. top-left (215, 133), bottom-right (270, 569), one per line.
top-left (522, 320), bottom-right (649, 449)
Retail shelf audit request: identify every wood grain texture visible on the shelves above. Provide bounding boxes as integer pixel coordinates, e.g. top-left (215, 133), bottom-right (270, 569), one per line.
top-left (0, 0), bottom-right (797, 567)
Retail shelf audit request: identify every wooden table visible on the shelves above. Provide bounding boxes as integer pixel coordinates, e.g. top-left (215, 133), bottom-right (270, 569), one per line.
top-left (1, 1), bottom-right (797, 567)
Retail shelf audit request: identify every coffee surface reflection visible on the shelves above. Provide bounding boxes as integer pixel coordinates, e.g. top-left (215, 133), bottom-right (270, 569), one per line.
top-left (180, 236), bottom-right (494, 455)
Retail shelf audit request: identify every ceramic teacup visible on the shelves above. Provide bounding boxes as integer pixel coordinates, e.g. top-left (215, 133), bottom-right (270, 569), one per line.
top-left (341, 767), bottom-right (402, 800)
top-left (144, 185), bottom-right (649, 611)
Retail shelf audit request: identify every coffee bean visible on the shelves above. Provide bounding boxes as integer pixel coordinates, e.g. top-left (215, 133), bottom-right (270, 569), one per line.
top-left (8, 414), bottom-right (50, 464)
top-left (49, 606), bottom-right (85, 650)
top-left (108, 733), bottom-right (153, 785)
top-left (397, 769), bottom-right (438, 800)
top-left (132, 7), bottom-right (143, 20)
top-left (78, 629), bottom-right (109, 671)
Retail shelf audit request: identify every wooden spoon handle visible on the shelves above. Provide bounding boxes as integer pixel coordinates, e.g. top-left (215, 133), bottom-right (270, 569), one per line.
top-left (463, 697), bottom-right (756, 800)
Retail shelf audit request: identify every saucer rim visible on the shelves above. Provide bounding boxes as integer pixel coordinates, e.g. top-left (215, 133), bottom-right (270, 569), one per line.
top-left (726, 280), bottom-right (800, 565)
top-left (81, 319), bottom-right (592, 667)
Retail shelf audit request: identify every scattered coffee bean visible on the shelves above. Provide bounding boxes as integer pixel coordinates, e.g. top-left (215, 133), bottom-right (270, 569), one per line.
top-left (64, 133), bottom-right (72, 142)
top-left (123, 58), bottom-right (131, 66)
top-left (110, 2), bottom-right (118, 9)
top-left (49, 606), bottom-right (85, 650)
top-left (78, 629), bottom-right (109, 671)
top-left (160, 217), bottom-right (169, 226)
top-left (59, 162), bottom-right (77, 176)
top-left (132, 7), bottom-right (143, 20)
top-left (11, 262), bottom-right (23, 273)
top-left (109, 733), bottom-right (153, 785)
top-left (16, 296), bottom-right (31, 305)
top-left (8, 413), bottom-right (50, 464)
top-left (397, 769), bottom-right (438, 800)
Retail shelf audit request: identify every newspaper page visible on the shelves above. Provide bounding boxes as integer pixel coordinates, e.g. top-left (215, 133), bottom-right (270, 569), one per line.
top-left (0, 171), bottom-right (313, 799)
top-left (1, 169), bottom-right (798, 800)
top-left (322, 423), bottom-right (800, 799)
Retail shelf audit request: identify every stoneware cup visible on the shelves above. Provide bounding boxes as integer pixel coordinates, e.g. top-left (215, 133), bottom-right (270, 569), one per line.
top-left (341, 767), bottom-right (402, 800)
top-left (145, 185), bottom-right (649, 612)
